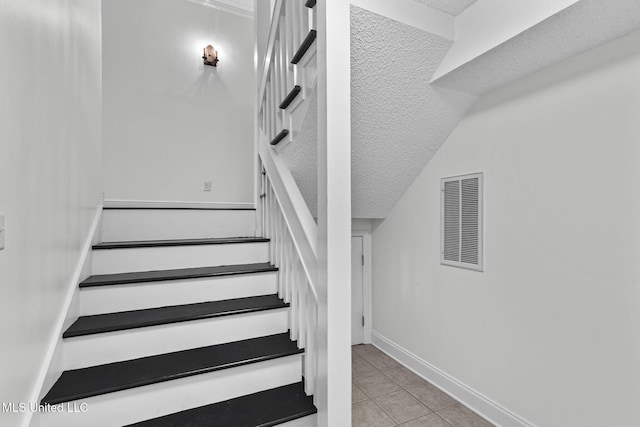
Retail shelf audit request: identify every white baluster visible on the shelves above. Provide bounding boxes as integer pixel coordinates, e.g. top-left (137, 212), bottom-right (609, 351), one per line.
top-left (285, 0), bottom-right (295, 88)
top-left (290, 258), bottom-right (300, 341)
top-left (304, 292), bottom-right (315, 395)
top-left (267, 74), bottom-right (272, 138)
top-left (279, 214), bottom-right (286, 290)
top-left (284, 236), bottom-right (291, 303)
top-left (274, 39), bottom-right (282, 131)
top-left (269, 184), bottom-right (276, 264)
top-left (299, 278), bottom-right (307, 349)
top-left (260, 172), bottom-right (265, 235)
top-left (264, 181), bottom-right (269, 239)
top-left (269, 73), bottom-right (276, 137)
top-left (281, 214), bottom-right (288, 299)
top-left (274, 208), bottom-right (279, 267)
top-left (281, 228), bottom-right (288, 301)
top-left (297, 0), bottom-right (305, 48)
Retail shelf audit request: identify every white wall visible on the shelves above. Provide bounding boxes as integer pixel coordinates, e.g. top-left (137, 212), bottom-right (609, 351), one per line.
top-left (0, 1), bottom-right (103, 425)
top-left (102, 0), bottom-right (255, 204)
top-left (255, 0), bottom-right (271, 78)
top-left (371, 31), bottom-right (640, 427)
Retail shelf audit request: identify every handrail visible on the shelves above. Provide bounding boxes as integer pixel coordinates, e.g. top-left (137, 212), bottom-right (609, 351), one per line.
top-left (260, 132), bottom-right (318, 299)
top-left (256, 1), bottom-right (352, 424)
top-left (258, 0), bottom-right (285, 113)
top-left (256, 0), bottom-right (320, 405)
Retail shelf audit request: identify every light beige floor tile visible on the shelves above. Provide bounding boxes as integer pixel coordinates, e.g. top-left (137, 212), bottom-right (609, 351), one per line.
top-left (352, 400), bottom-right (396, 427)
top-left (353, 382), bottom-right (369, 404)
top-left (353, 369), bottom-right (402, 398)
top-left (353, 344), bottom-right (383, 356)
top-left (405, 381), bottom-right (458, 411)
top-left (360, 350), bottom-right (402, 370)
top-left (382, 366), bottom-right (426, 387)
top-left (400, 413), bottom-right (453, 427)
top-left (437, 404), bottom-right (494, 427)
top-left (374, 389), bottom-right (432, 424)
top-left (353, 353), bottom-right (379, 378)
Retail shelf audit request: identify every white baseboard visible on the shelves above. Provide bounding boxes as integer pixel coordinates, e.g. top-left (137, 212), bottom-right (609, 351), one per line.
top-left (24, 206), bottom-right (103, 427)
top-left (103, 199), bottom-right (254, 210)
top-left (370, 331), bottom-right (536, 427)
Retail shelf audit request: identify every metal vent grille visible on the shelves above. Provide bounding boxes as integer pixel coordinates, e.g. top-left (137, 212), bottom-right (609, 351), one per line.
top-left (443, 180), bottom-right (460, 262)
top-left (441, 173), bottom-right (483, 271)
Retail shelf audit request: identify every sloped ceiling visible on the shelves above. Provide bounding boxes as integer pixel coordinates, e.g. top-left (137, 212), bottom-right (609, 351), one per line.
top-left (280, 0), bottom-right (640, 219)
top-left (412, 0), bottom-right (478, 16)
top-left (432, 0), bottom-right (640, 94)
top-left (281, 6), bottom-right (477, 218)
top-left (350, 6), bottom-right (476, 218)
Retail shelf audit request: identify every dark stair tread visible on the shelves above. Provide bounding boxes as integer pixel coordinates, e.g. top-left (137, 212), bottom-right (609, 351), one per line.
top-left (269, 129), bottom-right (289, 146)
top-left (93, 236), bottom-right (269, 250)
top-left (63, 295), bottom-right (288, 338)
top-left (41, 333), bottom-right (302, 405)
top-left (125, 382), bottom-right (316, 427)
top-left (80, 262), bottom-right (278, 288)
top-left (291, 30), bottom-right (317, 64)
top-left (279, 85), bottom-right (302, 110)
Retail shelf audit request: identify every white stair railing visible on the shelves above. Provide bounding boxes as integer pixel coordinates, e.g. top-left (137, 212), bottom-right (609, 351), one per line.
top-left (258, 0), bottom-right (316, 150)
top-left (257, 0), bottom-right (320, 401)
top-left (256, 1), bottom-right (352, 425)
top-left (259, 148), bottom-right (319, 397)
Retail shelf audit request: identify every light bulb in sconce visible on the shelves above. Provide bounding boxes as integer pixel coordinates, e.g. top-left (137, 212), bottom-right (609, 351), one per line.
top-left (203, 45), bottom-right (219, 66)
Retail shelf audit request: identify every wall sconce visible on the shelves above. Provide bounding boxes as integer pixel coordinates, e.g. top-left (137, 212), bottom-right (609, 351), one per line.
top-left (203, 45), bottom-right (219, 67)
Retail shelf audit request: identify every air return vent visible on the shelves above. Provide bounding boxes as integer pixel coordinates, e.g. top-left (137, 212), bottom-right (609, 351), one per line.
top-left (441, 173), bottom-right (483, 271)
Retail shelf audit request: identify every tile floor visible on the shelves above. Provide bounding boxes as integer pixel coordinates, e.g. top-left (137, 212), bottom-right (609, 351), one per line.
top-left (352, 344), bottom-right (495, 427)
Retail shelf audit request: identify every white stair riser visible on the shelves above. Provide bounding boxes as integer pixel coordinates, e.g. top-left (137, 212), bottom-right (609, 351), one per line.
top-left (64, 309), bottom-right (290, 369)
top-left (35, 355), bottom-right (302, 427)
top-left (79, 272), bottom-right (278, 315)
top-left (279, 414), bottom-right (318, 427)
top-left (91, 242), bottom-right (269, 275)
top-left (102, 209), bottom-right (256, 241)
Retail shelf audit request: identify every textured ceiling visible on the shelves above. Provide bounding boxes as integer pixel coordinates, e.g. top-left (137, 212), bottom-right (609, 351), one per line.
top-left (281, 6), bottom-right (476, 218)
top-left (412, 0), bottom-right (479, 16)
top-left (432, 0), bottom-right (640, 94)
top-left (281, 0), bottom-right (640, 218)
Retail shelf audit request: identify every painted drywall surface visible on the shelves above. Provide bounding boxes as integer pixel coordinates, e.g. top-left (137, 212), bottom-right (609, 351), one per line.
top-left (433, 0), bottom-right (580, 82)
top-left (412, 0), bottom-right (478, 16)
top-left (102, 0), bottom-right (255, 203)
top-left (371, 32), bottom-right (640, 426)
top-left (255, 0), bottom-right (271, 78)
top-left (0, 0), bottom-right (103, 425)
top-left (434, 0), bottom-right (640, 95)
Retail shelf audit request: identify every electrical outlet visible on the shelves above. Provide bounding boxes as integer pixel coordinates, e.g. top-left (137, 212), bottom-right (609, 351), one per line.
top-left (0, 212), bottom-right (5, 250)
top-left (203, 181), bottom-right (212, 192)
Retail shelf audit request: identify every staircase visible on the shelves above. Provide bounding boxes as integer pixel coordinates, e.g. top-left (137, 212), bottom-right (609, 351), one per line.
top-left (37, 0), bottom-right (351, 423)
top-left (37, 207), bottom-right (317, 426)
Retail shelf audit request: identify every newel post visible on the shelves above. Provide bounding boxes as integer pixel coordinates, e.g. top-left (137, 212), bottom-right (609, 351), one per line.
top-left (316, 0), bottom-right (352, 425)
